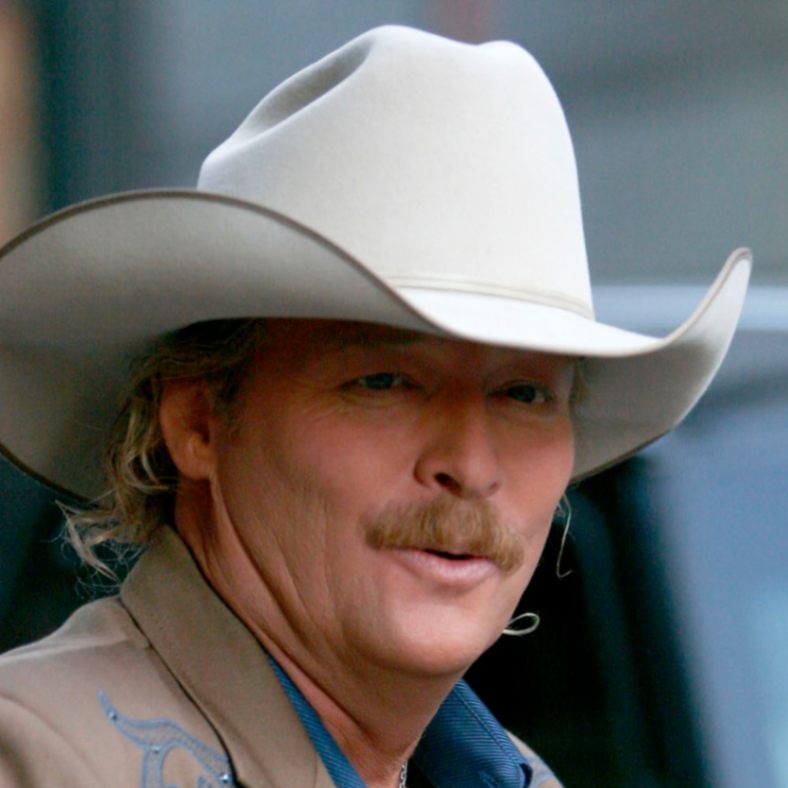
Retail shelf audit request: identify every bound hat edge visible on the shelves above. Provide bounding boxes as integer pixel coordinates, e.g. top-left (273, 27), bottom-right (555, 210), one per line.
top-left (0, 189), bottom-right (751, 497)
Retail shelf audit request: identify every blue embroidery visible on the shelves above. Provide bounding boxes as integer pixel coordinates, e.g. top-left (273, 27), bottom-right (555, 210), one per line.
top-left (98, 691), bottom-right (235, 788)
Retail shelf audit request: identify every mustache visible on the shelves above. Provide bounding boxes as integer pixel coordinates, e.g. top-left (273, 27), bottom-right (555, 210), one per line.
top-left (364, 496), bottom-right (524, 573)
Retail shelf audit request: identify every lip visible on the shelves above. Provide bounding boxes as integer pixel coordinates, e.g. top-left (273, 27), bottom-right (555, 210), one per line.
top-left (384, 547), bottom-right (499, 587)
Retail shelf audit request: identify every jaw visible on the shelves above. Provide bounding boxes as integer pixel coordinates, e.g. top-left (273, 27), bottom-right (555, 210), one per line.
top-left (331, 545), bottom-right (530, 678)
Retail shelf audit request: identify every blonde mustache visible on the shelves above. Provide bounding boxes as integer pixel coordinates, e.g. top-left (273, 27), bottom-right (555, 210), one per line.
top-left (364, 497), bottom-right (524, 573)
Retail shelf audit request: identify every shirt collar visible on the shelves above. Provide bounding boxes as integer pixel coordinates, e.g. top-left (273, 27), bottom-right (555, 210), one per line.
top-left (269, 651), bottom-right (555, 788)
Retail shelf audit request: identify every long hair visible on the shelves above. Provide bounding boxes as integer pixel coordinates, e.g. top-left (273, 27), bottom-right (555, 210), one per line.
top-left (64, 319), bottom-right (267, 579)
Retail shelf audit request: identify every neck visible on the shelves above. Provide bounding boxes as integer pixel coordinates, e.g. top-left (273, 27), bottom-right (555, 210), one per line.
top-left (175, 498), bottom-right (463, 788)
top-left (258, 629), bottom-right (446, 788)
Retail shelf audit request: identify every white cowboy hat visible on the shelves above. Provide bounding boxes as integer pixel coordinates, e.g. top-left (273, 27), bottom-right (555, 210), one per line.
top-left (0, 25), bottom-right (750, 501)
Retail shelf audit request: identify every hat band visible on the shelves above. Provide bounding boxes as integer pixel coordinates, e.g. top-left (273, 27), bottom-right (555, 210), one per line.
top-left (388, 277), bottom-right (594, 319)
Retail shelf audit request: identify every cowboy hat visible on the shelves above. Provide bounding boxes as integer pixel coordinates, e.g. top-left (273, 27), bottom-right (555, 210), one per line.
top-left (0, 25), bottom-right (750, 501)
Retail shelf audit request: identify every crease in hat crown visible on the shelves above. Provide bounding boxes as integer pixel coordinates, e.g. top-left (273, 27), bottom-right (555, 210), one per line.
top-left (199, 25), bottom-right (594, 320)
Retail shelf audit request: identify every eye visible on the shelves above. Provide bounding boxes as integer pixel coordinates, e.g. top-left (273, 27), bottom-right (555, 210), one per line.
top-left (498, 382), bottom-right (553, 405)
top-left (351, 372), bottom-right (413, 391)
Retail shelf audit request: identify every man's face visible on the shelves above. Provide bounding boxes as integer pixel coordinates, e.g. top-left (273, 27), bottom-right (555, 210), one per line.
top-left (198, 319), bottom-right (575, 678)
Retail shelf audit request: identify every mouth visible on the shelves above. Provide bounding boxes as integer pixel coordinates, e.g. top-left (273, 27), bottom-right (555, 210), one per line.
top-left (423, 548), bottom-right (478, 561)
top-left (383, 545), bottom-right (499, 587)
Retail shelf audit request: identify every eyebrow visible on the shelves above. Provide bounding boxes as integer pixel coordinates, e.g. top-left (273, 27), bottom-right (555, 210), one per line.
top-left (329, 327), bottom-right (434, 352)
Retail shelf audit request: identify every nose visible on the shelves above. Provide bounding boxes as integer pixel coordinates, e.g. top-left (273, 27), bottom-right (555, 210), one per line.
top-left (413, 400), bottom-right (504, 500)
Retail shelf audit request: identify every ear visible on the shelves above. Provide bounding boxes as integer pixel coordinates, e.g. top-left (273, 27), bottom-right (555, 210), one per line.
top-left (159, 379), bottom-right (218, 481)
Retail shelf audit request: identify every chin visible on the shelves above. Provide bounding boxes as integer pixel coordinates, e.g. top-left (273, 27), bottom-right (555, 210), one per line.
top-left (374, 610), bottom-right (507, 678)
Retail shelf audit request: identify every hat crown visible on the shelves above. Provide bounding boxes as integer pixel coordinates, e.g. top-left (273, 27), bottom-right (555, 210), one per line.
top-left (199, 25), bottom-right (592, 316)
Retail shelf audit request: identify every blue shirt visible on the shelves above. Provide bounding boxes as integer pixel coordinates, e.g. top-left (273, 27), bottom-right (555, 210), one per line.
top-left (268, 657), bottom-right (558, 787)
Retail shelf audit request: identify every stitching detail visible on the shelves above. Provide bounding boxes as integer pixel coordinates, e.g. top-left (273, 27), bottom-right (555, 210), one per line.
top-left (98, 691), bottom-right (234, 787)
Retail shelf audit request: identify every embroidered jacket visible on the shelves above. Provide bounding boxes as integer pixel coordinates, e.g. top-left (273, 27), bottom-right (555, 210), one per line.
top-left (0, 528), bottom-right (562, 787)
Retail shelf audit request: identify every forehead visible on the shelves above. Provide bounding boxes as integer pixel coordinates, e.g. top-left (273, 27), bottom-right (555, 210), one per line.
top-left (275, 319), bottom-right (433, 351)
top-left (254, 319), bottom-right (573, 373)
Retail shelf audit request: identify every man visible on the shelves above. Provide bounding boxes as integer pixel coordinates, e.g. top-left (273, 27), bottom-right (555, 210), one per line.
top-left (0, 25), bottom-right (749, 787)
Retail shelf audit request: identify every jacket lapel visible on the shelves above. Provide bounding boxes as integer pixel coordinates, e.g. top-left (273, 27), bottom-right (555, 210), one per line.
top-left (121, 527), bottom-right (334, 788)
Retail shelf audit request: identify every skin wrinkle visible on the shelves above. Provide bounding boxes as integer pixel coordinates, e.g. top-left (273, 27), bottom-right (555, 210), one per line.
top-left (201, 483), bottom-right (424, 786)
top-left (228, 471), bottom-right (330, 654)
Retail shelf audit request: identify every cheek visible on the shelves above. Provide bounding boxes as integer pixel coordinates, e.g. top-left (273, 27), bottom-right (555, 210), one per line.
top-left (500, 422), bottom-right (574, 563)
top-left (299, 418), bottom-right (419, 495)
top-left (506, 420), bottom-right (574, 497)
top-left (544, 428), bottom-right (575, 499)
top-left (218, 413), bottom-right (412, 545)
top-left (211, 414), bottom-right (310, 537)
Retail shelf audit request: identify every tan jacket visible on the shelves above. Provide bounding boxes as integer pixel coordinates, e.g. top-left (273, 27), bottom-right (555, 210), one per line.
top-left (0, 529), bottom-right (560, 787)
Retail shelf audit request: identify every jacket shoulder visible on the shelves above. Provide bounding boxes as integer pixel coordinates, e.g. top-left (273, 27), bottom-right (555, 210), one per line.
top-left (507, 730), bottom-right (564, 787)
top-left (0, 598), bottom-right (230, 787)
top-left (1, 594), bottom-right (147, 661)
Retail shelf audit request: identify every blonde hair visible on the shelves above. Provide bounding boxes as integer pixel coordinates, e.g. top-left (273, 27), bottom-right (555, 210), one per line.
top-left (65, 319), bottom-right (267, 579)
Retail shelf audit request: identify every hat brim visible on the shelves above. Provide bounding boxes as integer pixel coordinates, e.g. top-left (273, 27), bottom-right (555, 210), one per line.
top-left (0, 189), bottom-right (751, 499)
